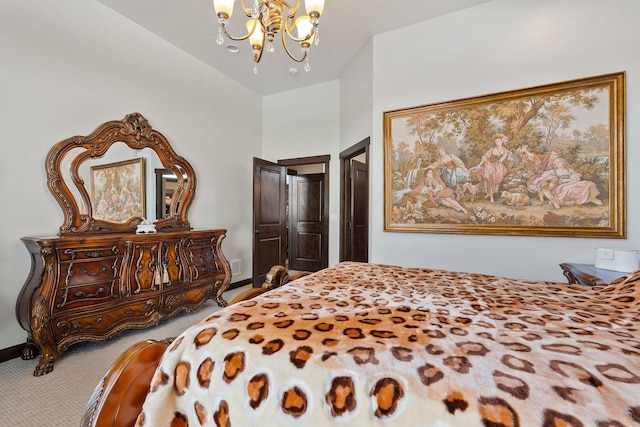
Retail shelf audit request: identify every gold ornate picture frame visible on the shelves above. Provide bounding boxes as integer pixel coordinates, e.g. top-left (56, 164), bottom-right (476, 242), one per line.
top-left (384, 72), bottom-right (625, 237)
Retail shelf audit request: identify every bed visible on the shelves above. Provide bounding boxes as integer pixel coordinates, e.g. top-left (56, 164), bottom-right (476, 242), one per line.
top-left (81, 262), bottom-right (640, 426)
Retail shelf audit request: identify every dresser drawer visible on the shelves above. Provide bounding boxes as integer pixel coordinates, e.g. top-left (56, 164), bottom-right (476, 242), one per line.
top-left (184, 237), bottom-right (223, 280)
top-left (59, 258), bottom-right (122, 287)
top-left (162, 284), bottom-right (215, 314)
top-left (53, 257), bottom-right (122, 313)
top-left (58, 245), bottom-right (124, 262)
top-left (52, 297), bottom-right (160, 343)
top-left (53, 280), bottom-right (119, 311)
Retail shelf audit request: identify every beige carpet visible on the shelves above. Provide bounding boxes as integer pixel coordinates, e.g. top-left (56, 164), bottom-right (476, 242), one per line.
top-left (0, 285), bottom-right (248, 426)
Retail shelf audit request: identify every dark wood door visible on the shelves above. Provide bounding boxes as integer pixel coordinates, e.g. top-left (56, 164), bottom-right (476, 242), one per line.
top-left (289, 173), bottom-right (328, 272)
top-left (351, 160), bottom-right (368, 262)
top-left (253, 158), bottom-right (287, 287)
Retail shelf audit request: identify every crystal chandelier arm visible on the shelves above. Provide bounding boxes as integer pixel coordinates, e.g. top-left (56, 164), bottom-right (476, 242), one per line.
top-left (220, 18), bottom-right (258, 41)
top-left (280, 0), bottom-right (300, 18)
top-left (280, 27), bottom-right (308, 63)
top-left (240, 0), bottom-right (257, 17)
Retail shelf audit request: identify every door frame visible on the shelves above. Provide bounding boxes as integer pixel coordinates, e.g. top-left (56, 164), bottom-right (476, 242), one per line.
top-left (340, 137), bottom-right (370, 262)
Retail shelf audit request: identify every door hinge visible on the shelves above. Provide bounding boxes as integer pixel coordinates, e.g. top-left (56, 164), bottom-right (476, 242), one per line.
top-left (347, 221), bottom-right (352, 229)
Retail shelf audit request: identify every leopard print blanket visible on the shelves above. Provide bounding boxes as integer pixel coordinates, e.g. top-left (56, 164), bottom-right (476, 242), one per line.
top-left (136, 262), bottom-right (640, 426)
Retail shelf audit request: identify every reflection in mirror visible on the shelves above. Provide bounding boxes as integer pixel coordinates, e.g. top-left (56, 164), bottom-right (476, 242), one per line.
top-left (156, 168), bottom-right (177, 219)
top-left (61, 143), bottom-right (166, 222)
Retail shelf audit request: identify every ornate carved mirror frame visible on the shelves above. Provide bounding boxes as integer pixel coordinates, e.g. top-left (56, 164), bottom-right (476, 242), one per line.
top-left (46, 112), bottom-right (196, 234)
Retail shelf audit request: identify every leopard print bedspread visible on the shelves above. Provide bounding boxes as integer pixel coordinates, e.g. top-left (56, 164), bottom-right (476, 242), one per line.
top-left (136, 262), bottom-right (640, 426)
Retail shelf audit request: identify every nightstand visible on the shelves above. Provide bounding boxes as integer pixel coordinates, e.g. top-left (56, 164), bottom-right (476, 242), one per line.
top-left (559, 263), bottom-right (628, 286)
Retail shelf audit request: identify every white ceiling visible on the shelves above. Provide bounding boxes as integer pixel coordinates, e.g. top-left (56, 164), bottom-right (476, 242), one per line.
top-left (97, 0), bottom-right (492, 96)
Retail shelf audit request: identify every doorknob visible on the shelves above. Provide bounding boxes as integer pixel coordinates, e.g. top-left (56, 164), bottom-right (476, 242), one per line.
top-left (254, 230), bottom-right (260, 234)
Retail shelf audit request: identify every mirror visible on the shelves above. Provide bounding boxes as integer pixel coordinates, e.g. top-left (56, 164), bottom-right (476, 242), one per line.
top-left (47, 113), bottom-right (196, 235)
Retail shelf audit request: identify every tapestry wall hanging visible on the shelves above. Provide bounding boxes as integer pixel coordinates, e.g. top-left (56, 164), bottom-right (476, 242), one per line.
top-left (383, 72), bottom-right (625, 237)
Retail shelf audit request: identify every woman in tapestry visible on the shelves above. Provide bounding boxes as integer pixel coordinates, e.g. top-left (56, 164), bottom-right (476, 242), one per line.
top-left (531, 157), bottom-right (602, 208)
top-left (470, 134), bottom-right (511, 203)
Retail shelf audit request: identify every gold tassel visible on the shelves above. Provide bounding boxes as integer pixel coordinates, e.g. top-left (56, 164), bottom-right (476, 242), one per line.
top-left (154, 267), bottom-right (162, 286)
top-left (162, 266), bottom-right (170, 284)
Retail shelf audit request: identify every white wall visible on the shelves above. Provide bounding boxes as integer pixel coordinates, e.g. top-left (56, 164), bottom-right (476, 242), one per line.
top-left (262, 81), bottom-right (341, 265)
top-left (340, 41), bottom-right (373, 151)
top-left (370, 0), bottom-right (640, 281)
top-left (0, 1), bottom-right (261, 348)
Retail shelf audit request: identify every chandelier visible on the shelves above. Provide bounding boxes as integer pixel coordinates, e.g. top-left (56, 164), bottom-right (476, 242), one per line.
top-left (212, 0), bottom-right (325, 73)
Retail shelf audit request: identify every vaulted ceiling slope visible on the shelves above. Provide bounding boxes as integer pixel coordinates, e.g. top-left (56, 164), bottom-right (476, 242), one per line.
top-left (97, 0), bottom-right (492, 96)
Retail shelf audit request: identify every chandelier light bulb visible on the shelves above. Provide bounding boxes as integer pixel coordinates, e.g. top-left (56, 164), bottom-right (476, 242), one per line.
top-left (212, 0), bottom-right (234, 19)
top-left (247, 19), bottom-right (264, 49)
top-left (295, 15), bottom-right (313, 43)
top-left (305, 0), bottom-right (325, 17)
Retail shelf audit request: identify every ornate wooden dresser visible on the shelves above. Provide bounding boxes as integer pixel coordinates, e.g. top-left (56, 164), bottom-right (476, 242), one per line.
top-left (16, 113), bottom-right (231, 376)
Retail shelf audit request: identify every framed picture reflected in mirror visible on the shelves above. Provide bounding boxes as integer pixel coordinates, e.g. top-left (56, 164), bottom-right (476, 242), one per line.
top-left (90, 158), bottom-right (146, 223)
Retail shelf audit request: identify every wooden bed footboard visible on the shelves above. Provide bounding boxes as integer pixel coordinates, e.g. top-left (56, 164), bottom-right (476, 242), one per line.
top-left (80, 338), bottom-right (173, 427)
top-left (228, 265), bottom-right (310, 304)
top-left (80, 266), bottom-right (309, 426)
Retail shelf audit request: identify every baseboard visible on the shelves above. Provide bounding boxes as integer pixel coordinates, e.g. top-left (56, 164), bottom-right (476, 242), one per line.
top-left (0, 343), bottom-right (25, 363)
top-left (229, 278), bottom-right (252, 290)
top-left (1, 280), bottom-right (252, 363)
